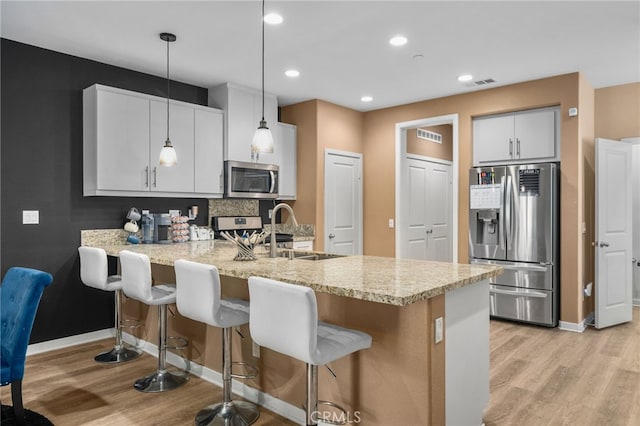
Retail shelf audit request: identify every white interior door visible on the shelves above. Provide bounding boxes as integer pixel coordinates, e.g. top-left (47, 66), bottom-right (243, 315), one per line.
top-left (324, 150), bottom-right (363, 255)
top-left (403, 156), bottom-right (452, 261)
top-left (595, 138), bottom-right (633, 329)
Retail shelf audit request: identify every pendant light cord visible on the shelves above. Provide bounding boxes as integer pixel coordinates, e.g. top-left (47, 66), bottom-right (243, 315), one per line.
top-left (166, 37), bottom-right (170, 142)
top-left (261, 0), bottom-right (265, 122)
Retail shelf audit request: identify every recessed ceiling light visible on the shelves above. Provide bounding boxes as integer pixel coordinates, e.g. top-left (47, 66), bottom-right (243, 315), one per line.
top-left (285, 69), bottom-right (300, 78)
top-left (361, 96), bottom-right (373, 102)
top-left (264, 13), bottom-right (283, 25)
top-left (389, 36), bottom-right (408, 46)
top-left (458, 74), bottom-right (473, 82)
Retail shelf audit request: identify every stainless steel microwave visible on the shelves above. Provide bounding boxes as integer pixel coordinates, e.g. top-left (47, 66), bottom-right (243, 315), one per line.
top-left (224, 160), bottom-right (279, 199)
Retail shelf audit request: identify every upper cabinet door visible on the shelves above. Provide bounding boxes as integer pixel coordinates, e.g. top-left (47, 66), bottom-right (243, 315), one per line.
top-left (150, 100), bottom-right (195, 192)
top-left (194, 108), bottom-right (224, 195)
top-left (276, 122), bottom-right (297, 200)
top-left (514, 108), bottom-right (556, 161)
top-left (472, 107), bottom-right (559, 166)
top-left (209, 82), bottom-right (279, 164)
top-left (473, 114), bottom-right (514, 164)
top-left (95, 90), bottom-right (150, 191)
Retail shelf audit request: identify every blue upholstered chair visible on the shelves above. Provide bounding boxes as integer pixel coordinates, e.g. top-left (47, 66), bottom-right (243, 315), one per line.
top-left (0, 267), bottom-right (53, 426)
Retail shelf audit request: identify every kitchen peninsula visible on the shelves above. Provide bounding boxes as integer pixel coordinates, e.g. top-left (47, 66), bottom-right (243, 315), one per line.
top-left (83, 233), bottom-right (501, 425)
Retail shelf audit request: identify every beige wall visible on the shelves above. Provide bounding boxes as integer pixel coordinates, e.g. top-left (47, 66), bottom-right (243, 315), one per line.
top-left (282, 99), bottom-right (364, 251)
top-left (283, 73), bottom-right (601, 324)
top-left (407, 124), bottom-right (453, 161)
top-left (595, 82), bottom-right (640, 139)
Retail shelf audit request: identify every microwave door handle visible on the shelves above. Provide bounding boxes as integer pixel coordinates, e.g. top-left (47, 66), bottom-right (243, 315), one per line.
top-left (269, 171), bottom-right (276, 194)
top-left (505, 174), bottom-right (513, 250)
top-left (499, 176), bottom-right (506, 250)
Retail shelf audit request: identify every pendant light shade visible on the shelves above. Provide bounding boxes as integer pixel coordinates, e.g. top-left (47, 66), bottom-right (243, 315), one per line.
top-left (251, 0), bottom-right (274, 162)
top-left (159, 32), bottom-right (177, 167)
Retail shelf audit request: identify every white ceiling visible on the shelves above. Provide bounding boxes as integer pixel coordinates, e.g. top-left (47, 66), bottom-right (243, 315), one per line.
top-left (2, 1), bottom-right (639, 112)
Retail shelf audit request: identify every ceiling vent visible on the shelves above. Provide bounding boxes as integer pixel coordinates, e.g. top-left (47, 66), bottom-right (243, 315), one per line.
top-left (417, 128), bottom-right (442, 143)
top-left (463, 78), bottom-right (496, 87)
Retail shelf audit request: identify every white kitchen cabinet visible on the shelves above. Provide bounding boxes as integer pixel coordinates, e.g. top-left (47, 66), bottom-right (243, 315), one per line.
top-left (195, 108), bottom-right (224, 195)
top-left (276, 122), bottom-right (297, 200)
top-left (473, 107), bottom-right (559, 165)
top-left (83, 84), bottom-right (224, 197)
top-left (209, 82), bottom-right (278, 164)
top-left (85, 88), bottom-right (150, 192)
top-left (150, 100), bottom-right (195, 193)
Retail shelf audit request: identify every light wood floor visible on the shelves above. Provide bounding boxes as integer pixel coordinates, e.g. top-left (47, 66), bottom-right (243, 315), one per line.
top-left (0, 340), bottom-right (295, 425)
top-left (484, 307), bottom-right (640, 426)
top-left (2, 309), bottom-right (639, 425)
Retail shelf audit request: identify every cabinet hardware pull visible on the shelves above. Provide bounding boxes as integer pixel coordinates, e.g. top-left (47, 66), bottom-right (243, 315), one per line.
top-left (509, 138), bottom-right (513, 156)
top-left (153, 167), bottom-right (157, 188)
top-left (145, 166), bottom-right (149, 188)
top-left (516, 138), bottom-right (521, 156)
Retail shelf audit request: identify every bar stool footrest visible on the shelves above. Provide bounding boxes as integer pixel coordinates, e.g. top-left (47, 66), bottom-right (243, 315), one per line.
top-left (230, 361), bottom-right (258, 380)
top-left (315, 400), bottom-right (348, 425)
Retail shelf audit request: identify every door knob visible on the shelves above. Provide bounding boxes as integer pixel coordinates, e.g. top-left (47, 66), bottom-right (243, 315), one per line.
top-left (328, 233), bottom-right (335, 239)
top-left (599, 242), bottom-right (610, 248)
top-left (425, 229), bottom-right (433, 234)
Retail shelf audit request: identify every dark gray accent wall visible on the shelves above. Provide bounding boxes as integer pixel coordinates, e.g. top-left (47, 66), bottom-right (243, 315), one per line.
top-left (1, 39), bottom-right (211, 343)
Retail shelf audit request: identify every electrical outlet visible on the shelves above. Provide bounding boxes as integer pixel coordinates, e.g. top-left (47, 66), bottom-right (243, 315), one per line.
top-left (252, 342), bottom-right (260, 358)
top-left (434, 317), bottom-right (443, 344)
top-left (22, 210), bottom-right (39, 225)
top-left (388, 218), bottom-right (394, 228)
top-left (268, 209), bottom-right (273, 219)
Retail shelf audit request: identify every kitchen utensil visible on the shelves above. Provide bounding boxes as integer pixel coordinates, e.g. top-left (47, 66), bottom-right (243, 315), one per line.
top-left (124, 221), bottom-right (139, 233)
top-left (126, 207), bottom-right (141, 221)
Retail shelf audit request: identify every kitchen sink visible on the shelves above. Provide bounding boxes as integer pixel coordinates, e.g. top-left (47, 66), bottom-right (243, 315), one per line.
top-left (282, 251), bottom-right (346, 261)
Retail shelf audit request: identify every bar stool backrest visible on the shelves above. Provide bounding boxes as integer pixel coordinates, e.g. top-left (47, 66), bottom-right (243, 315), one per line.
top-left (78, 247), bottom-right (109, 290)
top-left (174, 259), bottom-right (222, 326)
top-left (119, 250), bottom-right (153, 303)
top-left (248, 277), bottom-right (318, 364)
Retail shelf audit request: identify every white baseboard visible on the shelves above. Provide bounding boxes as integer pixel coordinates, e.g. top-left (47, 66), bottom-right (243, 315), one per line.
top-left (558, 311), bottom-right (594, 333)
top-left (26, 330), bottom-right (304, 425)
top-left (633, 299), bottom-right (640, 307)
top-left (26, 329), bottom-right (114, 356)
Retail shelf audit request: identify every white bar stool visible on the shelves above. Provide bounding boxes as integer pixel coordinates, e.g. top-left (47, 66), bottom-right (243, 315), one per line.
top-left (248, 277), bottom-right (372, 426)
top-left (119, 250), bottom-right (189, 392)
top-left (78, 247), bottom-right (141, 364)
top-left (175, 259), bottom-right (260, 426)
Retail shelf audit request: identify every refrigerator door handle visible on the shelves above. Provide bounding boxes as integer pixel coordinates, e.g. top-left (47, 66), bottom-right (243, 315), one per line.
top-left (490, 286), bottom-right (549, 299)
top-left (505, 174), bottom-right (513, 250)
top-left (499, 175), bottom-right (506, 250)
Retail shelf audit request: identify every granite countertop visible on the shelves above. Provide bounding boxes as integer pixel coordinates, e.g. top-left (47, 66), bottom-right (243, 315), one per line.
top-left (83, 232), bottom-right (501, 306)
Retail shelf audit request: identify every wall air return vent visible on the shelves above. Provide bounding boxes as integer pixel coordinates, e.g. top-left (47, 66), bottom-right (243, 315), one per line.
top-left (417, 128), bottom-right (442, 144)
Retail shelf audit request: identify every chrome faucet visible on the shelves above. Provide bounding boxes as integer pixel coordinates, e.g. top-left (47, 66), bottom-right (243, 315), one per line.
top-left (270, 203), bottom-right (298, 258)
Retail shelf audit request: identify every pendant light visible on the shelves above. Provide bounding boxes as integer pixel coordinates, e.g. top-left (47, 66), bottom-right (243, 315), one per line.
top-left (158, 32), bottom-right (178, 167)
top-left (251, 0), bottom-right (274, 162)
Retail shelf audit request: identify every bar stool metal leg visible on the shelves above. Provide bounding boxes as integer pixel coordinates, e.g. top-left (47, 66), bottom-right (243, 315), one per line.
top-left (306, 364), bottom-right (319, 426)
top-left (95, 290), bottom-right (141, 364)
top-left (133, 304), bottom-right (188, 392)
top-left (194, 327), bottom-right (259, 426)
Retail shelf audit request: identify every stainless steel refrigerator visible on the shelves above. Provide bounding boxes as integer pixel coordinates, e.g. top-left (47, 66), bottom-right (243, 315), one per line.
top-left (469, 163), bottom-right (559, 326)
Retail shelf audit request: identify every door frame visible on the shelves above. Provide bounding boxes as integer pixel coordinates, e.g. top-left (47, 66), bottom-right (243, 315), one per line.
top-left (395, 114), bottom-right (459, 261)
top-left (324, 148), bottom-right (364, 254)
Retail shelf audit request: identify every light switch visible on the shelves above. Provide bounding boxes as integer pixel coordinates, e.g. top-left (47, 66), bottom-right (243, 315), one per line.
top-left (388, 218), bottom-right (395, 228)
top-left (252, 342), bottom-right (260, 358)
top-left (22, 210), bottom-right (39, 225)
